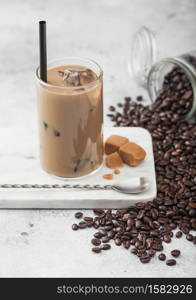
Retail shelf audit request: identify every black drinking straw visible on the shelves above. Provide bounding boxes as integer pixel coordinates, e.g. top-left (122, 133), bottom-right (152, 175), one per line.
top-left (39, 21), bottom-right (47, 82)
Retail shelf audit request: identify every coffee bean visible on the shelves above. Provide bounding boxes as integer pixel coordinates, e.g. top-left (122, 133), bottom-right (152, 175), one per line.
top-left (94, 232), bottom-right (102, 239)
top-left (163, 234), bottom-right (171, 243)
top-left (93, 220), bottom-right (100, 229)
top-left (72, 224), bottom-right (78, 231)
top-left (109, 106), bottom-right (115, 112)
top-left (75, 212), bottom-right (83, 219)
top-left (87, 221), bottom-right (94, 228)
top-left (114, 238), bottom-right (122, 246)
top-left (159, 253), bottom-right (166, 261)
top-left (166, 259), bottom-right (176, 266)
top-left (135, 220), bottom-right (142, 229)
top-left (140, 256), bottom-right (151, 263)
top-left (150, 230), bottom-right (159, 237)
top-left (78, 221), bottom-right (88, 229)
top-left (93, 209), bottom-right (105, 216)
top-left (171, 249), bottom-right (181, 257)
top-left (147, 249), bottom-right (156, 257)
top-left (123, 240), bottom-right (131, 249)
top-left (152, 243), bottom-right (163, 251)
top-left (131, 248), bottom-right (138, 255)
top-left (92, 247), bottom-right (101, 253)
top-left (102, 236), bottom-right (110, 243)
top-left (108, 231), bottom-right (115, 239)
top-left (91, 238), bottom-right (101, 246)
top-left (102, 244), bottom-right (111, 250)
top-left (104, 225), bottom-right (113, 231)
top-left (84, 217), bottom-right (93, 222)
top-left (99, 229), bottom-right (107, 237)
top-left (186, 234), bottom-right (193, 241)
top-left (124, 97), bottom-right (131, 102)
top-left (136, 95), bottom-right (143, 102)
top-left (176, 231), bottom-right (183, 238)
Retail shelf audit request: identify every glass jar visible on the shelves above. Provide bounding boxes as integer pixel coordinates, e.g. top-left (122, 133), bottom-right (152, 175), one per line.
top-left (129, 26), bottom-right (196, 122)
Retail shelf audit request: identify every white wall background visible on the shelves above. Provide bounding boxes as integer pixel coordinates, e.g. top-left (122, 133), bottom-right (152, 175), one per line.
top-left (0, 0), bottom-right (196, 127)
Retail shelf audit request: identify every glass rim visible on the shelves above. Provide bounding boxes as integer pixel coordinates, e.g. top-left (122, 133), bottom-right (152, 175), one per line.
top-left (35, 56), bottom-right (103, 90)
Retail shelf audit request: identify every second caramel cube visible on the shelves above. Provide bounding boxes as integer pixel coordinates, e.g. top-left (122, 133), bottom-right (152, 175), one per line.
top-left (119, 142), bottom-right (146, 166)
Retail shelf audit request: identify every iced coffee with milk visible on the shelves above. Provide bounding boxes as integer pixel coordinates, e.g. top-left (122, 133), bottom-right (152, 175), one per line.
top-left (36, 58), bottom-right (103, 178)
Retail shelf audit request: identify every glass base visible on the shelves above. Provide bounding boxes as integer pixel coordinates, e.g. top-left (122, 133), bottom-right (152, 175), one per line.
top-left (42, 163), bottom-right (104, 181)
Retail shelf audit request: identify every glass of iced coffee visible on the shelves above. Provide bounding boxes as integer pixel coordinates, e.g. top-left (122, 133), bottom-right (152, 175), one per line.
top-left (36, 57), bottom-right (103, 179)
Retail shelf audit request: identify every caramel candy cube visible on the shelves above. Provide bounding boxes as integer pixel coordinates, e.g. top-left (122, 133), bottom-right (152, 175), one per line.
top-left (106, 152), bottom-right (124, 169)
top-left (105, 135), bottom-right (129, 155)
top-left (119, 142), bottom-right (146, 166)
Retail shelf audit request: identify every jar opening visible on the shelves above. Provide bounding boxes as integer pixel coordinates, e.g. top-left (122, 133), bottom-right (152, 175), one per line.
top-left (148, 57), bottom-right (196, 121)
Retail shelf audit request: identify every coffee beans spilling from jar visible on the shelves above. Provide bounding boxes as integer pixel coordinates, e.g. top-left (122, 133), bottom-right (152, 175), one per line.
top-left (72, 58), bottom-right (196, 266)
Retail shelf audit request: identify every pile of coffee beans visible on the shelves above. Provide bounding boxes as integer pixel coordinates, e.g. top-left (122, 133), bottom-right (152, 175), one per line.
top-left (72, 56), bottom-right (196, 266)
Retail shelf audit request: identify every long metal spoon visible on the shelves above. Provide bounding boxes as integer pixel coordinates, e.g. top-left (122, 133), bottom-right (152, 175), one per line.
top-left (0, 177), bottom-right (149, 194)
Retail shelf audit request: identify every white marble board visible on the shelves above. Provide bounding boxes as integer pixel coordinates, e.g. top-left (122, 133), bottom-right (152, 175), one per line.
top-left (0, 127), bottom-right (156, 208)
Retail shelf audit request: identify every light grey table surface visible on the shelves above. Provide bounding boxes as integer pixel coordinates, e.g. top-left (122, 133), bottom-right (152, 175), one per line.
top-left (0, 0), bottom-right (195, 277)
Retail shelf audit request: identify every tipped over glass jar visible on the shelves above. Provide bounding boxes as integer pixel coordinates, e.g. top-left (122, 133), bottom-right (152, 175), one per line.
top-left (129, 27), bottom-right (196, 122)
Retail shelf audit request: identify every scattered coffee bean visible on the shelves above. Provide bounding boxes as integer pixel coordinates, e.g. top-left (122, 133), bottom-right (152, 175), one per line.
top-left (123, 240), bottom-right (131, 249)
top-left (109, 106), bottom-right (115, 112)
top-left (147, 249), bottom-right (156, 257)
top-left (78, 221), bottom-right (88, 229)
top-left (171, 249), bottom-right (181, 257)
top-left (124, 97), bottom-right (131, 102)
top-left (94, 233), bottom-right (101, 240)
top-left (131, 248), bottom-right (138, 255)
top-left (99, 229), bottom-right (108, 237)
top-left (176, 231), bottom-right (183, 238)
top-left (117, 103), bottom-right (123, 107)
top-left (92, 247), bottom-right (101, 253)
top-left (84, 217), bottom-right (93, 222)
top-left (114, 238), bottom-right (122, 246)
top-left (163, 235), bottom-right (171, 243)
top-left (72, 224), bottom-right (78, 231)
top-left (102, 244), bottom-right (111, 250)
top-left (75, 212), bottom-right (83, 219)
top-left (158, 253), bottom-right (166, 261)
top-left (72, 57), bottom-right (196, 266)
top-left (102, 236), bottom-right (110, 243)
top-left (136, 95), bottom-right (143, 102)
top-left (93, 209), bottom-right (105, 216)
top-left (140, 256), bottom-right (151, 263)
top-left (91, 238), bottom-right (101, 246)
top-left (166, 259), bottom-right (176, 266)
top-left (186, 234), bottom-right (193, 241)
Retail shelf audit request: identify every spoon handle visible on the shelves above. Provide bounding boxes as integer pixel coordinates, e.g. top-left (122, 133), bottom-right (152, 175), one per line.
top-left (0, 183), bottom-right (113, 190)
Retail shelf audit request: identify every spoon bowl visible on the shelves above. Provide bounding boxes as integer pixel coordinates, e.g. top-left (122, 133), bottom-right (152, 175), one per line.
top-left (112, 177), bottom-right (149, 194)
